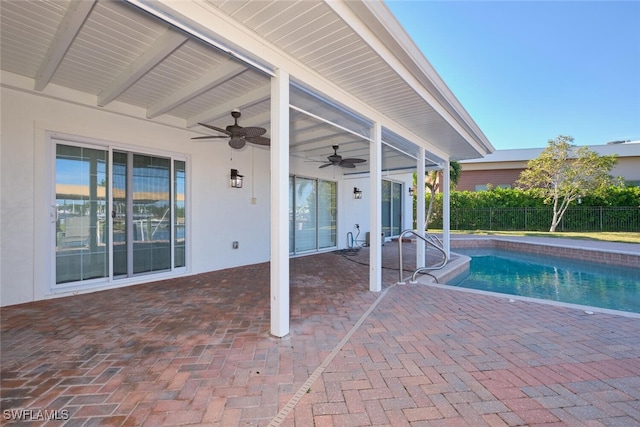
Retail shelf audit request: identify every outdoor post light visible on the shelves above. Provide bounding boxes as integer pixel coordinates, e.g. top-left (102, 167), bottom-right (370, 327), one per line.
top-left (230, 169), bottom-right (244, 188)
top-left (353, 187), bottom-right (363, 199)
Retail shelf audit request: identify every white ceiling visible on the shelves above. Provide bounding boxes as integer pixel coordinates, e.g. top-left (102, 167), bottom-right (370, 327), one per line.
top-left (0, 0), bottom-right (493, 173)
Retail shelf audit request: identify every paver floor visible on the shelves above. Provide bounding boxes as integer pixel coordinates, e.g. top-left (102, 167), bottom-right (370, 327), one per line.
top-left (2, 241), bottom-right (639, 426)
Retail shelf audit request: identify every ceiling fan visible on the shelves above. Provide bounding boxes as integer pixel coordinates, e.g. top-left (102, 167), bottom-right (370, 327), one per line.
top-left (191, 110), bottom-right (270, 149)
top-left (319, 145), bottom-right (366, 169)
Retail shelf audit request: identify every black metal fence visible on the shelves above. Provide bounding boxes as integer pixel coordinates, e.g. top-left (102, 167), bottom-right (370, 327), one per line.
top-left (437, 207), bottom-right (640, 232)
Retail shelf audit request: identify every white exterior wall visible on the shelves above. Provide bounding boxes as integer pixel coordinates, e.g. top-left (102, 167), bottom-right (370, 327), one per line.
top-left (0, 86), bottom-right (271, 306)
top-left (338, 171), bottom-right (415, 247)
top-left (612, 158), bottom-right (640, 184)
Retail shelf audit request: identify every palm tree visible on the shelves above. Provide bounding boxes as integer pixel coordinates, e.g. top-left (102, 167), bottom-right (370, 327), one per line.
top-left (422, 161), bottom-right (461, 230)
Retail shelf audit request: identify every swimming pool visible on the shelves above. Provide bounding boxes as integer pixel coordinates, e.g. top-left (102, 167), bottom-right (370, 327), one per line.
top-left (448, 248), bottom-right (640, 313)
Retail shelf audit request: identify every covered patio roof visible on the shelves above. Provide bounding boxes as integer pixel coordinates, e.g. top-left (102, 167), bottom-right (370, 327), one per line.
top-left (0, 0), bottom-right (493, 170)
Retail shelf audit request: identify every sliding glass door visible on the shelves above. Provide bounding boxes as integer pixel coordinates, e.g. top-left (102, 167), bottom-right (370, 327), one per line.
top-left (289, 176), bottom-right (337, 254)
top-left (54, 138), bottom-right (186, 287)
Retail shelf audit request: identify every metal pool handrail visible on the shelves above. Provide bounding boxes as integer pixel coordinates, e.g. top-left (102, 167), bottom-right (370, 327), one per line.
top-left (397, 229), bottom-right (448, 284)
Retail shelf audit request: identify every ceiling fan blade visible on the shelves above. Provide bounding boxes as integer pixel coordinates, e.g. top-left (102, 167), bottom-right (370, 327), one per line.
top-left (340, 162), bottom-right (356, 168)
top-left (242, 127), bottom-right (267, 137)
top-left (229, 137), bottom-right (246, 149)
top-left (319, 163), bottom-right (333, 169)
top-left (342, 158), bottom-right (366, 164)
top-left (198, 122), bottom-right (232, 136)
top-left (191, 135), bottom-right (229, 140)
top-left (246, 136), bottom-right (270, 146)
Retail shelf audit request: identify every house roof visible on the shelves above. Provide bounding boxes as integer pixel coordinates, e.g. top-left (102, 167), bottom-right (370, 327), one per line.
top-left (0, 0), bottom-right (493, 171)
top-left (460, 141), bottom-right (640, 164)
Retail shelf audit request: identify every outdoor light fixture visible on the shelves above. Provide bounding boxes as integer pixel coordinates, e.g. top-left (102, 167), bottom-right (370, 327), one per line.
top-left (409, 187), bottom-right (415, 196)
top-left (230, 169), bottom-right (243, 188)
top-left (353, 187), bottom-right (363, 199)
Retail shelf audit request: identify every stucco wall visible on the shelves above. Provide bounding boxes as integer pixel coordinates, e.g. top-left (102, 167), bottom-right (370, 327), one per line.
top-left (456, 169), bottom-right (523, 191)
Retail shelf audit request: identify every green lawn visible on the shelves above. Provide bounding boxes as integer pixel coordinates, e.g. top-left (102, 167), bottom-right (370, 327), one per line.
top-left (447, 230), bottom-right (640, 244)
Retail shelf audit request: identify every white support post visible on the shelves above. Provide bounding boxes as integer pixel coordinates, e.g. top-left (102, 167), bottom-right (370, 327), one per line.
top-left (369, 123), bottom-right (382, 292)
top-left (270, 68), bottom-right (290, 337)
top-left (416, 147), bottom-right (426, 269)
top-left (442, 159), bottom-right (451, 257)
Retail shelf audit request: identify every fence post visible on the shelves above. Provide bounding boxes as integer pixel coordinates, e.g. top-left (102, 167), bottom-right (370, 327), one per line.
top-left (490, 207), bottom-right (492, 230)
top-left (600, 206), bottom-right (603, 231)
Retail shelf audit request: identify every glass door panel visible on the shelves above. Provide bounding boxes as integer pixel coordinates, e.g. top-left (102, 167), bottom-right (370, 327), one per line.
top-left (132, 154), bottom-right (171, 274)
top-left (381, 180), bottom-right (391, 238)
top-left (318, 181), bottom-right (336, 249)
top-left (391, 182), bottom-right (402, 237)
top-left (55, 144), bottom-right (108, 284)
top-left (112, 152), bottom-right (128, 276)
top-left (294, 177), bottom-right (317, 253)
top-left (381, 180), bottom-right (403, 238)
top-left (289, 176), bottom-right (295, 254)
top-left (174, 160), bottom-right (186, 268)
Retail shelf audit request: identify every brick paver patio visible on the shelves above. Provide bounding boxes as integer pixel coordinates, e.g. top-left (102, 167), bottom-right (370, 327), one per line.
top-left (2, 241), bottom-right (639, 426)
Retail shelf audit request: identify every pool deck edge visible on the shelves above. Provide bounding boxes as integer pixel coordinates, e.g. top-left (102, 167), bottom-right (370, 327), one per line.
top-left (413, 236), bottom-right (640, 319)
top-left (449, 236), bottom-right (640, 268)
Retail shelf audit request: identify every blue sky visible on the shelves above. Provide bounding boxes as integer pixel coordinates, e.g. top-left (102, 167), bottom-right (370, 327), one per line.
top-left (385, 1), bottom-right (640, 150)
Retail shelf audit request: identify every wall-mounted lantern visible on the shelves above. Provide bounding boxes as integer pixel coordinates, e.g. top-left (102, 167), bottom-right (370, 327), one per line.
top-left (230, 169), bottom-right (244, 188)
top-left (353, 187), bottom-right (363, 199)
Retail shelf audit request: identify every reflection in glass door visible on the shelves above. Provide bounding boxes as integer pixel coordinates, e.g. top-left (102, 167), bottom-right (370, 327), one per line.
top-left (112, 152), bottom-right (128, 276)
top-left (55, 140), bottom-right (185, 286)
top-left (294, 177), bottom-right (317, 253)
top-left (55, 144), bottom-right (109, 284)
top-left (318, 180), bottom-right (337, 249)
top-left (132, 154), bottom-right (171, 274)
top-left (289, 176), bottom-right (337, 254)
top-left (382, 179), bottom-right (402, 238)
top-left (174, 161), bottom-right (186, 268)
top-left (114, 153), bottom-right (172, 277)
top-left (391, 181), bottom-right (401, 236)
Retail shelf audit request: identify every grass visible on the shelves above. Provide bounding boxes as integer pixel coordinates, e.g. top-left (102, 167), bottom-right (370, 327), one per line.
top-left (448, 230), bottom-right (640, 244)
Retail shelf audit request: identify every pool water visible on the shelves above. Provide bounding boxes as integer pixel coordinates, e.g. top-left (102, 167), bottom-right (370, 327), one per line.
top-left (448, 248), bottom-right (640, 313)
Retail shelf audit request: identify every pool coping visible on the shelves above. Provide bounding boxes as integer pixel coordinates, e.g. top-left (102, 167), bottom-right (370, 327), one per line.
top-left (413, 237), bottom-right (640, 319)
top-left (449, 236), bottom-right (639, 268)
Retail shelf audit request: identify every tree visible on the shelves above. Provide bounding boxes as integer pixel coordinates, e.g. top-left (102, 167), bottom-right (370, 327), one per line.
top-left (516, 135), bottom-right (617, 232)
top-left (419, 161), bottom-right (461, 230)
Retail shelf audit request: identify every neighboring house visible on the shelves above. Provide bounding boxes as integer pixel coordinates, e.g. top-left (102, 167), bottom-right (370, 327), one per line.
top-left (0, 0), bottom-right (493, 336)
top-left (457, 141), bottom-right (640, 191)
